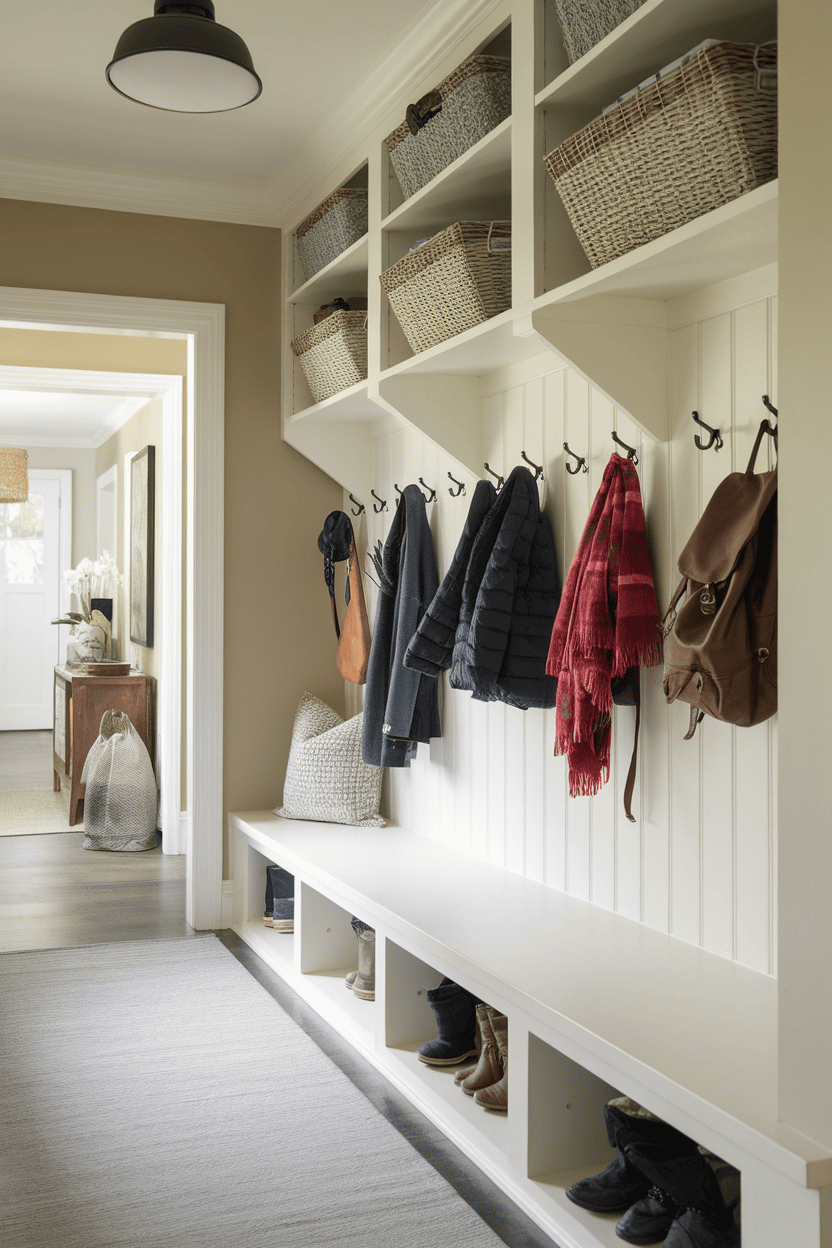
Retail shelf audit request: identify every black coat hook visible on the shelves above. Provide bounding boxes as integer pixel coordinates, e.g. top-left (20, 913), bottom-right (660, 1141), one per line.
top-left (762, 394), bottom-right (779, 419)
top-left (418, 477), bottom-right (437, 503)
top-left (520, 450), bottom-right (544, 480)
top-left (447, 472), bottom-right (466, 497)
top-left (370, 489), bottom-right (387, 513)
top-left (563, 442), bottom-right (588, 474)
top-left (483, 462), bottom-right (505, 490)
top-left (691, 411), bottom-right (723, 452)
top-left (611, 431), bottom-right (639, 464)
top-left (348, 492), bottom-right (365, 516)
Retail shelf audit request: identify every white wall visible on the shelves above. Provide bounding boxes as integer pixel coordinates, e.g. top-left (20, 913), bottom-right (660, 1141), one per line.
top-left (351, 271), bottom-right (777, 977)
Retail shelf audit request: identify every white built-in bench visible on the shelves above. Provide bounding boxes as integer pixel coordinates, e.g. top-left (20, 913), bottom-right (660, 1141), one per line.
top-left (230, 812), bottom-right (832, 1248)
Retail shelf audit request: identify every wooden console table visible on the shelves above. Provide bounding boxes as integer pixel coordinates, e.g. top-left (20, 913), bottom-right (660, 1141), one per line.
top-left (53, 665), bottom-right (155, 826)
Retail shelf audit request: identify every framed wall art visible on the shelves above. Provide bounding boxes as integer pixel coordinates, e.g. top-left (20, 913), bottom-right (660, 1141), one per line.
top-left (130, 445), bottom-right (155, 647)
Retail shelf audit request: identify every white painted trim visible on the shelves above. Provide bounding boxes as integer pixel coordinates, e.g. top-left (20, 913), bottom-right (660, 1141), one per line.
top-left (0, 151), bottom-right (279, 228)
top-left (0, 286), bottom-right (224, 930)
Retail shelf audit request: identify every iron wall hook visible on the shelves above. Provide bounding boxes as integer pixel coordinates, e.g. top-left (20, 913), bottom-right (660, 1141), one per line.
top-left (348, 492), bottom-right (365, 516)
top-left (520, 450), bottom-right (544, 480)
top-left (762, 394), bottom-right (779, 419)
top-left (563, 442), bottom-right (588, 474)
top-left (447, 472), bottom-right (466, 497)
top-left (370, 489), bottom-right (387, 513)
top-left (611, 430), bottom-right (639, 464)
top-left (483, 462), bottom-right (505, 490)
top-left (418, 477), bottom-right (437, 503)
top-left (691, 411), bottom-right (723, 452)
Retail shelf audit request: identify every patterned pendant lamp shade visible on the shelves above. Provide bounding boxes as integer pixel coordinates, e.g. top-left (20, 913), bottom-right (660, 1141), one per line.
top-left (0, 447), bottom-right (29, 503)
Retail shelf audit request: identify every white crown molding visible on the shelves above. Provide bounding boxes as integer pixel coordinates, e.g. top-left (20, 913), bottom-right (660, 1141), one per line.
top-left (0, 151), bottom-right (281, 227)
top-left (271, 0), bottom-right (505, 228)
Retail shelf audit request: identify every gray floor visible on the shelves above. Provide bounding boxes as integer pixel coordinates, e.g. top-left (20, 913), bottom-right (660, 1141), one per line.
top-left (0, 824), bottom-right (559, 1248)
top-left (0, 729), bottom-right (54, 791)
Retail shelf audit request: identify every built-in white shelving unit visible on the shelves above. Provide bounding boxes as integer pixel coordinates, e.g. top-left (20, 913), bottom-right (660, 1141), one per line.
top-left (256, 3), bottom-right (832, 1246)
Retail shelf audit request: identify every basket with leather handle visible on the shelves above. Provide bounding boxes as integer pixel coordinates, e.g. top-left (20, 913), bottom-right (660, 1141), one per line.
top-left (318, 510), bottom-right (372, 684)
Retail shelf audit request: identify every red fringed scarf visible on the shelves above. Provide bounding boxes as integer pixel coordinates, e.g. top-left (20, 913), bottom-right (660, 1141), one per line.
top-left (546, 454), bottom-right (662, 799)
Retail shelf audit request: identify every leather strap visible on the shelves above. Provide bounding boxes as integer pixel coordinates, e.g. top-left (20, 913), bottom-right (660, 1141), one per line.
top-left (622, 673), bottom-right (641, 823)
top-left (329, 595), bottom-right (340, 641)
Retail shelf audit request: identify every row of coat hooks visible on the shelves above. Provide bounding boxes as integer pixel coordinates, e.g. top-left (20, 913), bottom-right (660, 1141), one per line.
top-left (349, 452), bottom-right (545, 514)
top-left (346, 401), bottom-right (779, 515)
top-left (689, 394), bottom-right (779, 452)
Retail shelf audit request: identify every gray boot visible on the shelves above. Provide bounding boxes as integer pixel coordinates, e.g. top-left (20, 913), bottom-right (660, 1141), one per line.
top-left (352, 924), bottom-right (375, 1000)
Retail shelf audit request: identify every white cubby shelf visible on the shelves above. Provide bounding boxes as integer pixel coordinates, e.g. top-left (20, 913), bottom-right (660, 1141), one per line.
top-left (231, 812), bottom-right (832, 1248)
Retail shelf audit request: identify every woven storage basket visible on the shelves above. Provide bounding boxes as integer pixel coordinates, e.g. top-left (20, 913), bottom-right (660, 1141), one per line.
top-left (380, 221), bottom-right (511, 354)
top-left (385, 56), bottom-right (511, 201)
top-left (296, 189), bottom-right (368, 283)
top-left (552, 0), bottom-right (648, 65)
top-left (291, 310), bottom-right (368, 404)
top-left (544, 41), bottom-right (778, 270)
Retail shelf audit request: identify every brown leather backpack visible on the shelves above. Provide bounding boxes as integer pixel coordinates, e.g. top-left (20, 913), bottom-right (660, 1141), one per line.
top-left (662, 420), bottom-right (777, 738)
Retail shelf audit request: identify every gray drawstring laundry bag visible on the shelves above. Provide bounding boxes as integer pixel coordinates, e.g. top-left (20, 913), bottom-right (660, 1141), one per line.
top-left (81, 709), bottom-right (160, 851)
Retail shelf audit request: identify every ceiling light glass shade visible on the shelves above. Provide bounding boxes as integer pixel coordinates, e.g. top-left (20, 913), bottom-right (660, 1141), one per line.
top-left (0, 447), bottom-right (29, 503)
top-left (106, 1), bottom-right (262, 113)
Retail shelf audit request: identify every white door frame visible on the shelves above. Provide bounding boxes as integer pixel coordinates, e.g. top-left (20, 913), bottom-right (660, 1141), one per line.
top-left (0, 286), bottom-right (224, 930)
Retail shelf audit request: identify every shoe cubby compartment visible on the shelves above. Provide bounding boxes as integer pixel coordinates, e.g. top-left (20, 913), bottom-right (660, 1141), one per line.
top-left (526, 1033), bottom-right (627, 1247)
top-left (233, 843), bottom-right (296, 979)
top-left (298, 883), bottom-right (376, 1051)
top-left (383, 938), bottom-right (510, 1157)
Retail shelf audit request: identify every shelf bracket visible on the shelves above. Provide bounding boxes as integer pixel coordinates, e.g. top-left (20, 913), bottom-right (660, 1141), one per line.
top-left (374, 374), bottom-right (483, 474)
top-left (523, 297), bottom-right (672, 444)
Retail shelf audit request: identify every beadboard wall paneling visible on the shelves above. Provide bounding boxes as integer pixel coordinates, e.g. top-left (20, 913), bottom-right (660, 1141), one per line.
top-left (351, 292), bottom-right (777, 976)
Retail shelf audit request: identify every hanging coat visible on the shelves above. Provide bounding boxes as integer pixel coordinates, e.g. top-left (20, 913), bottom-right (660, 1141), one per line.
top-left (406, 466), bottom-right (560, 710)
top-left (362, 484), bottom-right (441, 768)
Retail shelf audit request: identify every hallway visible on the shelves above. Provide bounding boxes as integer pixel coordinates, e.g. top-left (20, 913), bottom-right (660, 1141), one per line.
top-left (0, 831), bottom-right (554, 1248)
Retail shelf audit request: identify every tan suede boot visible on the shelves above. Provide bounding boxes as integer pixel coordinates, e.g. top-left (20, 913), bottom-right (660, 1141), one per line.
top-left (454, 1003), bottom-right (488, 1085)
top-left (474, 1010), bottom-right (507, 1112)
top-left (461, 1008), bottom-right (505, 1096)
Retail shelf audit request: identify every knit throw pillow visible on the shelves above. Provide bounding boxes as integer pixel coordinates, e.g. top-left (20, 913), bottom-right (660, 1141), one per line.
top-left (275, 693), bottom-right (385, 828)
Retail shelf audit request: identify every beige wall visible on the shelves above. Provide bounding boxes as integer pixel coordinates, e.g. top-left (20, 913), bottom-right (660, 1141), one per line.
top-left (0, 328), bottom-right (187, 374)
top-left (97, 396), bottom-right (164, 678)
top-left (0, 198), bottom-right (344, 875)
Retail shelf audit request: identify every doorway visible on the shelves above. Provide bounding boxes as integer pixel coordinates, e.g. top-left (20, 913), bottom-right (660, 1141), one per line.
top-left (0, 286), bottom-right (224, 930)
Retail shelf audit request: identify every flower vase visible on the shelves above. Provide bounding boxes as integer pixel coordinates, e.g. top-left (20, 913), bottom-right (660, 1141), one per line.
top-left (66, 611), bottom-right (111, 665)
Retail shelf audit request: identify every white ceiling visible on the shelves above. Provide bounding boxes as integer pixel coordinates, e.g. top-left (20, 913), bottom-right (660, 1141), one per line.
top-left (0, 0), bottom-right (444, 222)
top-left (0, 387), bottom-right (151, 449)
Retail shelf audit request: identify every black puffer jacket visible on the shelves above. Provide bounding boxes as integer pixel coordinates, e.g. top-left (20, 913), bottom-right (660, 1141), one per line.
top-left (405, 466), bottom-right (560, 710)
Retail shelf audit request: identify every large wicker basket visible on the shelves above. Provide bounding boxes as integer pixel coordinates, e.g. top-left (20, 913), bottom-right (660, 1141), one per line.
top-left (552, 0), bottom-right (647, 65)
top-left (544, 41), bottom-right (778, 270)
top-left (380, 221), bottom-right (511, 354)
top-left (291, 310), bottom-right (368, 404)
top-left (385, 57), bottom-right (511, 201)
top-left (296, 189), bottom-right (368, 283)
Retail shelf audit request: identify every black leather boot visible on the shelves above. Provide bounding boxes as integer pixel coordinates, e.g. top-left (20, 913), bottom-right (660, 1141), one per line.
top-left (615, 1186), bottom-right (678, 1243)
top-left (568, 1100), bottom-right (700, 1214)
top-left (625, 1143), bottom-right (740, 1247)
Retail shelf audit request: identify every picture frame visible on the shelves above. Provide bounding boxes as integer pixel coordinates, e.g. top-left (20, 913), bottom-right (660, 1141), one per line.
top-left (130, 445), bottom-right (155, 647)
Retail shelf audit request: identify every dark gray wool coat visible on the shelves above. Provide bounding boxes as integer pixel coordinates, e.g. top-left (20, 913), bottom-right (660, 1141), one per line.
top-left (362, 484), bottom-right (442, 768)
top-left (404, 466), bottom-right (560, 710)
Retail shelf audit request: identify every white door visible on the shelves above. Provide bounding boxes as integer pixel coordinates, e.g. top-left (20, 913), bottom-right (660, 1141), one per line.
top-left (0, 471), bottom-right (69, 730)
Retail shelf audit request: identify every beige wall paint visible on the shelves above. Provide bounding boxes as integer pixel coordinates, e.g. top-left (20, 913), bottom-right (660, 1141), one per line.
top-left (0, 328), bottom-right (187, 374)
top-left (0, 197), bottom-right (344, 875)
top-left (777, 0), bottom-right (832, 1148)
top-left (24, 445), bottom-right (97, 567)
top-left (97, 396), bottom-right (163, 678)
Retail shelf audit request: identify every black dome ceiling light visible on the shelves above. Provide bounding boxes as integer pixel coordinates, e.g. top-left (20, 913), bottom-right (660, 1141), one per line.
top-left (106, 1), bottom-right (262, 113)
